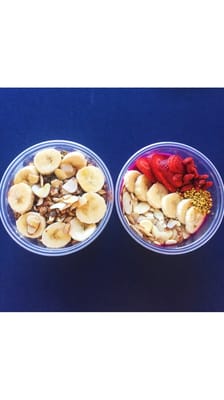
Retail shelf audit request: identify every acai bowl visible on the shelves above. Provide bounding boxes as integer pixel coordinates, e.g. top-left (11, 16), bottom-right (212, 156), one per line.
top-left (115, 142), bottom-right (224, 255)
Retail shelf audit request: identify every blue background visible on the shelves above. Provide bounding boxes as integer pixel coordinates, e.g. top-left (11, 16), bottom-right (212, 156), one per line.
top-left (0, 88), bottom-right (223, 311)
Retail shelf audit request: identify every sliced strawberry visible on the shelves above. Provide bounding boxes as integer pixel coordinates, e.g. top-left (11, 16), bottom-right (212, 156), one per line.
top-left (186, 164), bottom-right (198, 176)
top-left (168, 155), bottom-right (185, 174)
top-left (135, 157), bottom-right (156, 182)
top-left (183, 157), bottom-right (193, 165)
top-left (172, 173), bottom-right (183, 188)
top-left (151, 154), bottom-right (176, 192)
top-left (183, 173), bottom-right (194, 184)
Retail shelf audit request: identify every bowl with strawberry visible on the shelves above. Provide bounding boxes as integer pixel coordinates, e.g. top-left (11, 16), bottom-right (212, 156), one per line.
top-left (115, 142), bottom-right (224, 255)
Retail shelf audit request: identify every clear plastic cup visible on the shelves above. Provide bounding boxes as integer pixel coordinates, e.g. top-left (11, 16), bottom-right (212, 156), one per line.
top-left (115, 141), bottom-right (224, 255)
top-left (0, 140), bottom-right (114, 256)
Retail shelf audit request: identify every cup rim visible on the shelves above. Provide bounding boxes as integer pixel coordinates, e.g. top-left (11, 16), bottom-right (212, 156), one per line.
top-left (0, 140), bottom-right (114, 256)
top-left (115, 141), bottom-right (224, 255)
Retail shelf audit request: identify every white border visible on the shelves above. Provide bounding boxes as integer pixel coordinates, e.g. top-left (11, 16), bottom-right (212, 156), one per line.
top-left (0, 1), bottom-right (223, 399)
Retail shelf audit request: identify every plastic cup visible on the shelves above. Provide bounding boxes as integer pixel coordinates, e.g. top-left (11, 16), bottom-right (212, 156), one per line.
top-left (115, 141), bottom-right (224, 255)
top-left (0, 140), bottom-right (114, 256)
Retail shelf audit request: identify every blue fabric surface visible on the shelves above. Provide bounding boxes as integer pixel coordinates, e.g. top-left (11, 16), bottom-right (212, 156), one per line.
top-left (0, 88), bottom-right (223, 311)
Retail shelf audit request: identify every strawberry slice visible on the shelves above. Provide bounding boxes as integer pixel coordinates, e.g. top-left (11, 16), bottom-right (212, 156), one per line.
top-left (183, 157), bottom-right (193, 165)
top-left (151, 154), bottom-right (176, 192)
top-left (172, 173), bottom-right (183, 188)
top-left (168, 155), bottom-right (185, 174)
top-left (135, 157), bottom-right (156, 182)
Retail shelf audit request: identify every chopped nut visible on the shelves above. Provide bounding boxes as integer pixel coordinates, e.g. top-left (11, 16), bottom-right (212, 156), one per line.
top-left (39, 206), bottom-right (48, 216)
top-left (50, 187), bottom-right (59, 196)
top-left (51, 179), bottom-right (62, 188)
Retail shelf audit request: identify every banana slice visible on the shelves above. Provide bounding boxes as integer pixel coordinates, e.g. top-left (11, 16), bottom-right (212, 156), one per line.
top-left (76, 166), bottom-right (105, 192)
top-left (161, 192), bottom-right (182, 219)
top-left (14, 166), bottom-right (39, 185)
top-left (146, 182), bottom-right (168, 209)
top-left (62, 151), bottom-right (87, 170)
top-left (152, 225), bottom-right (173, 243)
top-left (42, 222), bottom-right (71, 248)
top-left (76, 192), bottom-right (107, 224)
top-left (8, 183), bottom-right (34, 214)
top-left (32, 183), bottom-right (51, 198)
top-left (134, 174), bottom-right (150, 201)
top-left (123, 170), bottom-right (141, 193)
top-left (185, 206), bottom-right (205, 234)
top-left (176, 198), bottom-right (193, 224)
top-left (16, 212), bottom-right (46, 238)
top-left (69, 218), bottom-right (96, 241)
top-left (34, 148), bottom-right (61, 175)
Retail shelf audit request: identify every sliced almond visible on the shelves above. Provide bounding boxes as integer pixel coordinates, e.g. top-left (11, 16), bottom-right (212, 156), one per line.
top-left (133, 202), bottom-right (150, 214)
top-left (139, 219), bottom-right (153, 235)
top-left (62, 194), bottom-right (80, 204)
top-left (165, 239), bottom-right (177, 245)
top-left (36, 198), bottom-right (44, 206)
top-left (153, 210), bottom-right (164, 221)
top-left (122, 191), bottom-right (132, 215)
top-left (152, 225), bottom-right (173, 242)
top-left (50, 202), bottom-right (67, 211)
top-left (167, 219), bottom-right (179, 229)
top-left (32, 183), bottom-right (51, 198)
top-left (62, 178), bottom-right (78, 193)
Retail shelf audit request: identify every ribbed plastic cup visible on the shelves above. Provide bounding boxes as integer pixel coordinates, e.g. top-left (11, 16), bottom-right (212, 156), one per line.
top-left (115, 142), bottom-right (224, 255)
top-left (0, 140), bottom-right (114, 256)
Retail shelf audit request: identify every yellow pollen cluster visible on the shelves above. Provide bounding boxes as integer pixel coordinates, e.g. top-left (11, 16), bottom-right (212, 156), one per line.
top-left (183, 189), bottom-right (213, 215)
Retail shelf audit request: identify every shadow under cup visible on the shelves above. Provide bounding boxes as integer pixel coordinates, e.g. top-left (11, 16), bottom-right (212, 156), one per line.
top-left (0, 140), bottom-right (114, 256)
top-left (115, 142), bottom-right (224, 255)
